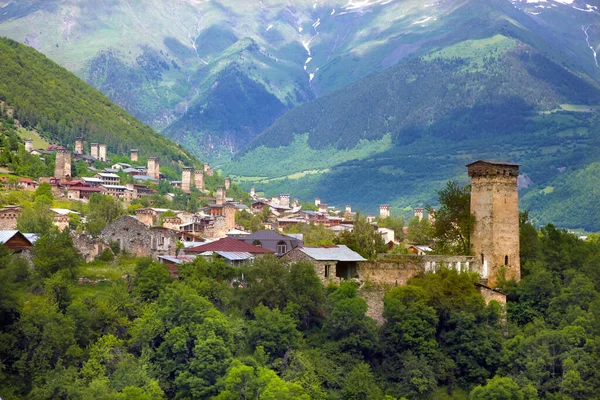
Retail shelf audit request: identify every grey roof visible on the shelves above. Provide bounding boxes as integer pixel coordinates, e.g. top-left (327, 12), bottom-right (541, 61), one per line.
top-left (97, 173), bottom-right (120, 178)
top-left (83, 177), bottom-right (103, 183)
top-left (158, 255), bottom-right (195, 264)
top-left (466, 160), bottom-right (519, 167)
top-left (0, 230), bottom-right (20, 244)
top-left (217, 251), bottom-right (254, 261)
top-left (133, 175), bottom-right (157, 181)
top-left (123, 168), bottom-right (140, 173)
top-left (299, 245), bottom-right (366, 262)
top-left (23, 233), bottom-right (39, 243)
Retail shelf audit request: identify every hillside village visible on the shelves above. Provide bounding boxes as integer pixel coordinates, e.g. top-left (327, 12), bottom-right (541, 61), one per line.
top-left (1, 136), bottom-right (519, 317)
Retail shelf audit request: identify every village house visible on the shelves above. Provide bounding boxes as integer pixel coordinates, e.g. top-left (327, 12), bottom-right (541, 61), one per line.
top-left (100, 216), bottom-right (178, 259)
top-left (283, 245), bottom-right (366, 284)
top-left (239, 230), bottom-right (303, 255)
top-left (101, 184), bottom-right (127, 199)
top-left (95, 173), bottom-right (120, 185)
top-left (184, 237), bottom-right (273, 263)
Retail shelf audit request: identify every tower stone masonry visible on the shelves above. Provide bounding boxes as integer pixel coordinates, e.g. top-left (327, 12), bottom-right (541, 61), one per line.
top-left (414, 207), bottom-right (424, 221)
top-left (147, 157), bottom-right (160, 180)
top-left (90, 143), bottom-right (99, 159)
top-left (225, 177), bottom-right (231, 190)
top-left (55, 148), bottom-right (72, 180)
top-left (25, 139), bottom-right (33, 153)
top-left (216, 186), bottom-right (226, 206)
top-left (468, 160), bottom-right (520, 287)
top-left (99, 144), bottom-right (107, 161)
top-left (182, 167), bottom-right (194, 193)
top-left (75, 138), bottom-right (84, 154)
top-left (380, 204), bottom-right (391, 219)
top-left (130, 149), bottom-right (139, 162)
top-left (194, 170), bottom-right (205, 193)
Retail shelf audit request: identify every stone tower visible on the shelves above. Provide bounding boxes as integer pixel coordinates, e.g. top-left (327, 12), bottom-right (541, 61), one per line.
top-left (280, 194), bottom-right (290, 208)
top-left (182, 167), bottom-right (194, 193)
top-left (223, 203), bottom-right (236, 230)
top-left (318, 203), bottom-right (328, 213)
top-left (130, 149), bottom-right (139, 162)
top-left (467, 160), bottom-right (520, 287)
top-left (99, 144), bottom-right (107, 162)
top-left (147, 157), bottom-right (160, 180)
top-left (75, 138), bottom-right (84, 154)
top-left (315, 198), bottom-right (321, 207)
top-left (55, 148), bottom-right (72, 180)
top-left (225, 177), bottom-right (231, 190)
top-left (414, 207), bottom-right (424, 221)
top-left (194, 170), bottom-right (205, 193)
top-left (216, 186), bottom-right (226, 206)
top-left (250, 186), bottom-right (255, 197)
top-left (380, 204), bottom-right (390, 219)
top-left (345, 205), bottom-right (352, 216)
top-left (204, 163), bottom-right (210, 172)
top-left (25, 139), bottom-right (33, 153)
top-left (90, 143), bottom-right (99, 159)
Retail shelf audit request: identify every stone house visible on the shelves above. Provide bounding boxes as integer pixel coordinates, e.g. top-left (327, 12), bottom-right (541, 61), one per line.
top-left (100, 216), bottom-right (178, 259)
top-left (283, 245), bottom-right (366, 284)
top-left (0, 206), bottom-right (22, 230)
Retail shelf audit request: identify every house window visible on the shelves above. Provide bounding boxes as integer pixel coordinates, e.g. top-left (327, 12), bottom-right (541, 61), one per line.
top-left (252, 240), bottom-right (262, 247)
top-left (276, 241), bottom-right (287, 254)
top-left (325, 265), bottom-right (331, 278)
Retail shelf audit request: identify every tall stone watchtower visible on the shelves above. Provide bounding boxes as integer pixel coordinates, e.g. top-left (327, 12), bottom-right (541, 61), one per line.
top-left (147, 157), bottom-right (160, 180)
top-left (467, 160), bottom-right (520, 287)
top-left (90, 143), bottom-right (99, 159)
top-left (55, 148), bottom-right (72, 180)
top-left (25, 139), bottom-right (33, 153)
top-left (130, 149), bottom-right (139, 162)
top-left (75, 138), bottom-right (84, 154)
top-left (380, 204), bottom-right (391, 219)
top-left (216, 186), bottom-right (226, 206)
top-left (99, 144), bottom-right (107, 162)
top-left (181, 167), bottom-right (194, 193)
top-left (194, 170), bottom-right (205, 193)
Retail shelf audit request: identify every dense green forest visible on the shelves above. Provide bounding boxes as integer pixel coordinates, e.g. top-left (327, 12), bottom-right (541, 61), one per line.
top-left (0, 37), bottom-right (200, 172)
top-left (2, 213), bottom-right (600, 398)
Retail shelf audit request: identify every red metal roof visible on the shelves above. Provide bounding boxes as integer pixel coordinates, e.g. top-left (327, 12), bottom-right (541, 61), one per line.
top-left (186, 237), bottom-right (274, 254)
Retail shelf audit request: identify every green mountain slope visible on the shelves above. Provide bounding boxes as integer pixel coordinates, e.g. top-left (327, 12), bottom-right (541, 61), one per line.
top-left (0, 37), bottom-right (199, 172)
top-left (227, 34), bottom-right (600, 229)
top-left (0, 0), bottom-right (597, 160)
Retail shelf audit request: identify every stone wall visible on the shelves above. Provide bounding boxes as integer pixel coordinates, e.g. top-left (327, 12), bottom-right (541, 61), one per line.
top-left (0, 208), bottom-right (21, 230)
top-left (71, 233), bottom-right (107, 262)
top-left (100, 216), bottom-right (177, 259)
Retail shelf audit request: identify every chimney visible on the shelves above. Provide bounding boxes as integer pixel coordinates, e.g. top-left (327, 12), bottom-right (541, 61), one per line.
top-left (216, 186), bottom-right (226, 206)
top-left (130, 149), bottom-right (139, 162)
top-left (380, 204), bottom-right (390, 219)
top-left (90, 143), bottom-right (99, 159)
top-left (25, 139), bottom-right (33, 153)
top-left (99, 144), bottom-right (107, 162)
top-left (194, 170), bottom-right (205, 193)
top-left (181, 167), bottom-right (194, 193)
top-left (75, 138), bottom-right (83, 154)
top-left (147, 157), bottom-right (160, 180)
top-left (414, 207), bottom-right (424, 221)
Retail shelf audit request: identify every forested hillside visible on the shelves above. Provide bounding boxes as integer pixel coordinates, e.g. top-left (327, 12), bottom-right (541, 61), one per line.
top-left (0, 38), bottom-right (200, 171)
top-left (2, 216), bottom-right (600, 398)
top-left (228, 35), bottom-right (600, 230)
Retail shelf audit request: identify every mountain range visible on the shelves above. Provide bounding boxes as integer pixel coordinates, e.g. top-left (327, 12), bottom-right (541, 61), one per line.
top-left (0, 0), bottom-right (599, 228)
